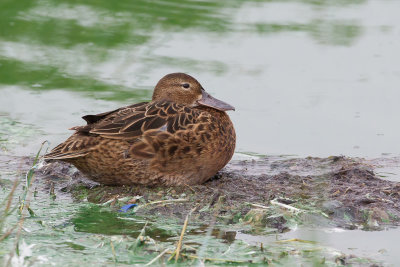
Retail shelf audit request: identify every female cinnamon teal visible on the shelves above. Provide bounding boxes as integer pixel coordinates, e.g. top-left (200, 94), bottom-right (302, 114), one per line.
top-left (44, 73), bottom-right (236, 186)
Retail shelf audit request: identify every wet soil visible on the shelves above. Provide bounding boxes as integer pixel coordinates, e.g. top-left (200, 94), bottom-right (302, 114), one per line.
top-left (34, 155), bottom-right (400, 232)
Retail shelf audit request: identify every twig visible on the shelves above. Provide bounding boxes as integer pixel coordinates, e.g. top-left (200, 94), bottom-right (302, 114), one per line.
top-left (247, 203), bottom-right (270, 209)
top-left (184, 184), bottom-right (196, 194)
top-left (168, 207), bottom-right (197, 262)
top-left (344, 187), bottom-right (352, 194)
top-left (0, 225), bottom-right (18, 243)
top-left (270, 199), bottom-right (302, 213)
top-left (145, 249), bottom-right (169, 266)
top-left (175, 211), bottom-right (191, 262)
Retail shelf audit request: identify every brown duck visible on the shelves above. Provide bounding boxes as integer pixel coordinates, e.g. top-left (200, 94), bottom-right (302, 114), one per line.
top-left (44, 73), bottom-right (236, 186)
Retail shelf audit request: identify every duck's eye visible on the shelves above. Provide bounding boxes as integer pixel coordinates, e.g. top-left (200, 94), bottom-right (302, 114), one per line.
top-left (182, 83), bottom-right (190, 89)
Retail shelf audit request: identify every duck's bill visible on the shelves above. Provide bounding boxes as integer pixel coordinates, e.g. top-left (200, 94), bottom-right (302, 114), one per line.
top-left (197, 90), bottom-right (235, 111)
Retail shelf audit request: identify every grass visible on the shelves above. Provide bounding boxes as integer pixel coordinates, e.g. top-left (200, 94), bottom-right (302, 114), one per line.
top-left (0, 141), bottom-right (48, 266)
top-left (19, 141), bottom-right (48, 213)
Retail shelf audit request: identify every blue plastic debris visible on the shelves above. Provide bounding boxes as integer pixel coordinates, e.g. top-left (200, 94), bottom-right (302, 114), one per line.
top-left (119, 204), bottom-right (137, 212)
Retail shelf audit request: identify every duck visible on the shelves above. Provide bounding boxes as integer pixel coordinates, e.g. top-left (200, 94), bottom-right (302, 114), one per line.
top-left (44, 73), bottom-right (236, 186)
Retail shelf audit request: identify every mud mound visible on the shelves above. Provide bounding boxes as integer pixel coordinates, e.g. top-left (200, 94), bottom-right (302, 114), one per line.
top-left (38, 155), bottom-right (400, 231)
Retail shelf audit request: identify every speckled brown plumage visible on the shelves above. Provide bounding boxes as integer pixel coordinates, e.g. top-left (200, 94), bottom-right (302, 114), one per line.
top-left (44, 73), bottom-right (236, 186)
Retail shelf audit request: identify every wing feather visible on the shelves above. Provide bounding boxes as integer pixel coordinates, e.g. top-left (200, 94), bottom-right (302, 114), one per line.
top-left (87, 101), bottom-right (198, 139)
top-left (45, 100), bottom-right (207, 161)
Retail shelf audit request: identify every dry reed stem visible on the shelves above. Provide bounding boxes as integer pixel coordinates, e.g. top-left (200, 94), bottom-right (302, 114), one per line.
top-left (175, 212), bottom-right (190, 262)
top-left (247, 202), bottom-right (270, 209)
top-left (110, 240), bottom-right (116, 262)
top-left (0, 225), bottom-right (18, 243)
top-left (4, 179), bottom-right (19, 214)
top-left (0, 178), bottom-right (19, 234)
top-left (270, 199), bottom-right (302, 213)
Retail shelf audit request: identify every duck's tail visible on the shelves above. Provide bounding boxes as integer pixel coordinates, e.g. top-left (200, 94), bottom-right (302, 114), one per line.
top-left (44, 135), bottom-right (94, 160)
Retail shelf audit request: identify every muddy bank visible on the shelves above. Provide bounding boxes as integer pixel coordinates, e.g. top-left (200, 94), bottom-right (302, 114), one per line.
top-left (35, 155), bottom-right (400, 232)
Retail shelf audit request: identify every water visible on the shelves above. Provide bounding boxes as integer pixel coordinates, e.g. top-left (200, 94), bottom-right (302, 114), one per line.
top-left (1, 0), bottom-right (400, 265)
top-left (238, 226), bottom-right (400, 265)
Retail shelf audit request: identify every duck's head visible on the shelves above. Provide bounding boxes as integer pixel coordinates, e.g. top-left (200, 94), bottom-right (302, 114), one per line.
top-left (152, 73), bottom-right (235, 111)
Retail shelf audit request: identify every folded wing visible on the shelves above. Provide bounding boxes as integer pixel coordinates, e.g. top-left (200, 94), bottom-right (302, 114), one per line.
top-left (44, 101), bottom-right (207, 160)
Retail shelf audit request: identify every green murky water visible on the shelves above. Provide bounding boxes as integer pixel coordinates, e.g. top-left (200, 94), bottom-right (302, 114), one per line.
top-left (1, 0), bottom-right (400, 265)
